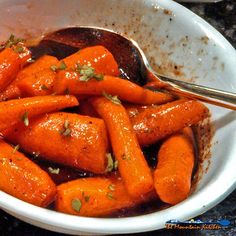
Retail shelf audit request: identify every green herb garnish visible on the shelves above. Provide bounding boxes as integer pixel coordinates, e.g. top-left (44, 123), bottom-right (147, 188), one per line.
top-left (50, 61), bottom-right (67, 72)
top-left (13, 45), bottom-right (24, 53)
top-left (114, 160), bottom-right (119, 170)
top-left (41, 84), bottom-right (49, 90)
top-left (21, 111), bottom-right (29, 126)
top-left (61, 120), bottom-right (71, 136)
top-left (76, 63), bottom-right (104, 82)
top-left (106, 153), bottom-right (114, 172)
top-left (107, 192), bottom-right (114, 200)
top-left (108, 184), bottom-right (115, 191)
top-left (71, 198), bottom-right (82, 212)
top-left (0, 34), bottom-right (25, 50)
top-left (48, 167), bottom-right (60, 174)
top-left (13, 144), bottom-right (20, 154)
top-left (102, 92), bottom-right (121, 105)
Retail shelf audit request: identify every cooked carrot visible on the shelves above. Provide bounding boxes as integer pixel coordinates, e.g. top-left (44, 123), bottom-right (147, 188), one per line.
top-left (0, 48), bottom-right (22, 92)
top-left (91, 97), bottom-right (153, 198)
top-left (17, 68), bottom-right (56, 96)
top-left (127, 99), bottom-right (209, 146)
top-left (54, 71), bottom-right (173, 105)
top-left (0, 95), bottom-right (78, 131)
top-left (0, 139), bottom-right (56, 207)
top-left (0, 55), bottom-right (58, 100)
top-left (56, 176), bottom-right (143, 217)
top-left (154, 127), bottom-right (195, 205)
top-left (3, 112), bottom-right (108, 174)
top-left (63, 45), bottom-right (119, 76)
top-left (12, 43), bottom-right (32, 66)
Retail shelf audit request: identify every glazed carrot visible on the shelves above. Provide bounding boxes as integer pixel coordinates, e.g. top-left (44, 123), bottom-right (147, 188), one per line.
top-left (0, 139), bottom-right (56, 207)
top-left (0, 48), bottom-right (22, 92)
top-left (3, 112), bottom-right (108, 174)
top-left (0, 95), bottom-right (78, 131)
top-left (56, 176), bottom-right (143, 217)
top-left (12, 43), bottom-right (31, 66)
top-left (91, 97), bottom-right (153, 198)
top-left (127, 99), bottom-right (209, 146)
top-left (17, 68), bottom-right (56, 96)
top-left (63, 45), bottom-right (119, 76)
top-left (54, 71), bottom-right (173, 105)
top-left (0, 55), bottom-right (58, 100)
top-left (154, 127), bottom-right (195, 204)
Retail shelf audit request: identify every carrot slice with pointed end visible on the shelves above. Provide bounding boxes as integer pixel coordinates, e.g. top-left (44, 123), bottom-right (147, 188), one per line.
top-left (0, 55), bottom-right (58, 100)
top-left (63, 45), bottom-right (119, 76)
top-left (3, 112), bottom-right (108, 174)
top-left (54, 71), bottom-right (173, 105)
top-left (0, 139), bottom-right (56, 207)
top-left (56, 176), bottom-right (143, 217)
top-left (127, 99), bottom-right (209, 146)
top-left (17, 68), bottom-right (56, 96)
top-left (154, 127), bottom-right (195, 205)
top-left (91, 97), bottom-right (153, 198)
top-left (0, 95), bottom-right (78, 131)
top-left (0, 48), bottom-right (22, 92)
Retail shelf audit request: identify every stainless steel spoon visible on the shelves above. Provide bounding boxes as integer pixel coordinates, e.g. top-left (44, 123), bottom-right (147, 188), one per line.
top-left (36, 26), bottom-right (236, 110)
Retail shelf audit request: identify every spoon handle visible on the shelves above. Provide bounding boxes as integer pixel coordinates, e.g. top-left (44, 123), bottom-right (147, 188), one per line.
top-left (153, 72), bottom-right (236, 110)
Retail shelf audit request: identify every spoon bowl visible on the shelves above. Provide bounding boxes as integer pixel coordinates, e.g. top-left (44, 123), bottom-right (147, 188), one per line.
top-left (31, 26), bottom-right (236, 110)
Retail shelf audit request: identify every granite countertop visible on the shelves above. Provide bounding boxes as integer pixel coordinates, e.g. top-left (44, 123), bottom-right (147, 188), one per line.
top-left (0, 1), bottom-right (235, 235)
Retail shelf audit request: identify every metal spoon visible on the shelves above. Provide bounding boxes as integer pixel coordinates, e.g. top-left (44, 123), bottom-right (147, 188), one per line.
top-left (33, 27), bottom-right (236, 110)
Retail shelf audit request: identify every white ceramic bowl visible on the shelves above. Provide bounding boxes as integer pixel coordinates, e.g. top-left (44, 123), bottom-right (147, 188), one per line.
top-left (0, 0), bottom-right (235, 234)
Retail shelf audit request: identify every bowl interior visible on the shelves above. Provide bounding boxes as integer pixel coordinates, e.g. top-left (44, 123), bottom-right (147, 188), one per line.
top-left (0, 0), bottom-right (235, 234)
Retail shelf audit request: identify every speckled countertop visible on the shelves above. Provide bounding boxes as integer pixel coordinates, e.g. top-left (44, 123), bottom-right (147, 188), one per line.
top-left (0, 1), bottom-right (235, 236)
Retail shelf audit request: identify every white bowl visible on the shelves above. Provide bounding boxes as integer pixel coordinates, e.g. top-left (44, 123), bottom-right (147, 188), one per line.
top-left (0, 0), bottom-right (235, 234)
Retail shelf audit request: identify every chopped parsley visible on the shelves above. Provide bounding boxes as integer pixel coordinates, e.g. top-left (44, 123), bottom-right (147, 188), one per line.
top-left (61, 120), bottom-right (71, 136)
top-left (108, 184), bottom-right (115, 191)
top-left (0, 34), bottom-right (25, 50)
top-left (105, 153), bottom-right (114, 172)
top-left (71, 198), bottom-right (82, 212)
top-left (50, 61), bottom-right (67, 72)
top-left (13, 144), bottom-right (20, 154)
top-left (113, 160), bottom-right (119, 170)
top-left (21, 111), bottom-right (29, 126)
top-left (102, 92), bottom-right (121, 105)
top-left (76, 63), bottom-right (104, 82)
top-left (107, 192), bottom-right (114, 200)
top-left (13, 45), bottom-right (25, 53)
top-left (48, 167), bottom-right (60, 175)
top-left (41, 84), bottom-right (49, 90)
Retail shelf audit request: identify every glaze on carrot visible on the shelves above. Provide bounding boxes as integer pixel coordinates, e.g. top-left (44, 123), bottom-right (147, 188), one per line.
top-left (63, 45), bottom-right (119, 76)
top-left (3, 112), bottom-right (108, 174)
top-left (154, 127), bottom-right (195, 205)
top-left (54, 71), bottom-right (173, 105)
top-left (17, 68), bottom-right (56, 96)
top-left (0, 139), bottom-right (56, 207)
top-left (0, 95), bottom-right (78, 131)
top-left (91, 97), bottom-right (153, 198)
top-left (0, 55), bottom-right (58, 100)
top-left (56, 176), bottom-right (143, 217)
top-left (127, 99), bottom-right (209, 146)
top-left (0, 48), bottom-right (22, 92)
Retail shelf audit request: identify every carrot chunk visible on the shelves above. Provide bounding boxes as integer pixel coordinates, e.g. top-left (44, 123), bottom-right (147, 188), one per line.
top-left (0, 139), bottom-right (56, 207)
top-left (154, 128), bottom-right (195, 204)
top-left (0, 95), bottom-right (78, 131)
top-left (127, 99), bottom-right (209, 146)
top-left (3, 112), bottom-right (108, 174)
top-left (56, 176), bottom-right (142, 217)
top-left (54, 71), bottom-right (173, 105)
top-left (91, 97), bottom-right (153, 198)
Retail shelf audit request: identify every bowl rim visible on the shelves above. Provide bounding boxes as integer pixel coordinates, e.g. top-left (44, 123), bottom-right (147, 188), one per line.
top-left (0, 0), bottom-right (236, 234)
